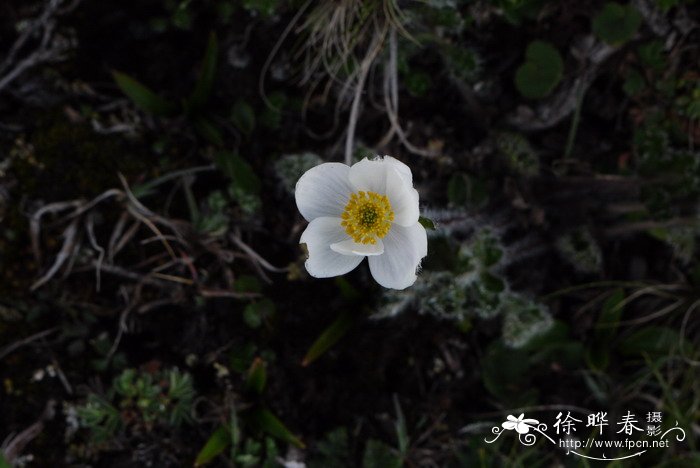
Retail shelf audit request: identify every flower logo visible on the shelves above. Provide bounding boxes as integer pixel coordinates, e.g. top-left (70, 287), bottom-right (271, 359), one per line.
top-left (295, 156), bottom-right (427, 290)
top-left (502, 414), bottom-right (540, 434)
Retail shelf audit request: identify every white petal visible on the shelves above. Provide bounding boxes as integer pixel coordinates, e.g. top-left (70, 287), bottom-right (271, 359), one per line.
top-left (502, 422), bottom-right (517, 430)
top-left (348, 157), bottom-right (388, 194)
top-left (295, 163), bottom-right (354, 221)
top-left (300, 217), bottom-right (363, 278)
top-left (350, 157), bottom-right (419, 227)
top-left (368, 223), bottom-right (427, 289)
top-left (385, 155), bottom-right (412, 186)
top-left (386, 167), bottom-right (419, 226)
top-left (331, 238), bottom-right (384, 256)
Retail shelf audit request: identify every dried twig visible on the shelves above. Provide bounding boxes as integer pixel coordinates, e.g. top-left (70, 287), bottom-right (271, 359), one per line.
top-left (0, 328), bottom-right (59, 362)
top-left (30, 200), bottom-right (82, 264)
top-left (344, 29), bottom-right (387, 165)
top-left (2, 400), bottom-right (56, 463)
top-left (0, 0), bottom-right (81, 94)
top-left (380, 28), bottom-right (436, 157)
top-left (230, 231), bottom-right (288, 274)
top-left (85, 212), bottom-right (105, 291)
top-left (30, 219), bottom-right (79, 290)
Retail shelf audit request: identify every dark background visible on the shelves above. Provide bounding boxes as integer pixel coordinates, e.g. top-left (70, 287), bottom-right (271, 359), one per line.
top-left (0, 0), bottom-right (699, 466)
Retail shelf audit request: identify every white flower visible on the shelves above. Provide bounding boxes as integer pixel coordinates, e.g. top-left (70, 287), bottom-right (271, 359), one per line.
top-left (295, 156), bottom-right (427, 290)
top-left (502, 414), bottom-right (540, 434)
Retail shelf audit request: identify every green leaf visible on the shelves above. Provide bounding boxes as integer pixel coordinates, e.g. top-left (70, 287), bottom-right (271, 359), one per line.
top-left (171, 4), bottom-right (193, 29)
top-left (362, 439), bottom-right (402, 468)
top-left (481, 341), bottom-right (534, 403)
top-left (418, 216), bottom-right (436, 230)
top-left (310, 428), bottom-right (351, 468)
top-left (595, 288), bottom-right (625, 342)
top-left (231, 99), bottom-right (256, 135)
top-left (245, 357), bottom-right (267, 395)
top-left (233, 275), bottom-right (262, 294)
top-left (619, 326), bottom-right (691, 357)
top-left (447, 173), bottom-right (468, 206)
top-left (302, 310), bottom-right (356, 366)
top-left (472, 231), bottom-right (503, 268)
top-left (195, 425), bottom-right (231, 466)
top-left (243, 299), bottom-right (275, 329)
top-left (623, 69), bottom-right (645, 96)
top-left (404, 70), bottom-right (432, 97)
top-left (188, 32), bottom-right (219, 110)
top-left (0, 452), bottom-right (12, 468)
top-left (242, 306), bottom-right (261, 328)
top-left (229, 343), bottom-right (258, 373)
top-left (585, 289), bottom-right (625, 370)
top-left (260, 91), bottom-right (287, 129)
top-left (479, 271), bottom-right (505, 293)
top-left (528, 331), bottom-right (584, 370)
top-left (249, 407), bottom-right (305, 448)
top-left (592, 3), bottom-right (642, 46)
top-left (194, 116), bottom-right (224, 147)
top-left (514, 40), bottom-right (564, 99)
top-left (522, 320), bottom-right (570, 350)
top-left (393, 395), bottom-right (409, 456)
top-left (214, 152), bottom-right (261, 194)
top-left (655, 0), bottom-right (681, 12)
top-left (637, 40), bottom-right (666, 71)
top-left (585, 343), bottom-right (610, 370)
top-left (334, 277), bottom-right (360, 301)
top-left (112, 71), bottom-right (177, 116)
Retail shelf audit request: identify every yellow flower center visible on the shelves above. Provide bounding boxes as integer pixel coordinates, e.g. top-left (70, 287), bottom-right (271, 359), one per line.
top-left (340, 191), bottom-right (394, 244)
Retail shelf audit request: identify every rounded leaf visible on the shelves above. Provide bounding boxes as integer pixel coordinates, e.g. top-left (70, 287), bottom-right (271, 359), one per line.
top-left (514, 41), bottom-right (564, 100)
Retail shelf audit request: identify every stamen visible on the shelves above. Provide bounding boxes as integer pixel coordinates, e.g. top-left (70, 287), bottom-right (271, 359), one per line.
top-left (340, 191), bottom-right (395, 244)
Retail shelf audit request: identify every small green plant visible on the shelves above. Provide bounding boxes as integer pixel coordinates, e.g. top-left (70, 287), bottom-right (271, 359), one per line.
top-left (76, 367), bottom-right (195, 445)
top-left (514, 40), bottom-right (564, 99)
top-left (441, 44), bottom-right (481, 84)
top-left (242, 0), bottom-right (280, 17)
top-left (308, 427), bottom-right (351, 467)
top-left (592, 3), bottom-right (642, 46)
top-left (637, 40), bottom-right (666, 71)
top-left (501, 294), bottom-right (553, 348)
top-left (634, 113), bottom-right (700, 217)
top-left (187, 189), bottom-right (230, 236)
top-left (215, 151), bottom-right (262, 216)
top-left (556, 228), bottom-right (603, 274)
top-left (195, 358), bottom-right (303, 466)
top-left (243, 298), bottom-right (276, 329)
top-left (495, 132), bottom-right (540, 177)
top-left (404, 70), bottom-right (432, 97)
top-left (231, 99), bottom-right (256, 135)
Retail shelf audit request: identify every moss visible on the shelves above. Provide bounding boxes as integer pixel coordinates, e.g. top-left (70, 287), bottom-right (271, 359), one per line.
top-left (13, 110), bottom-right (149, 200)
